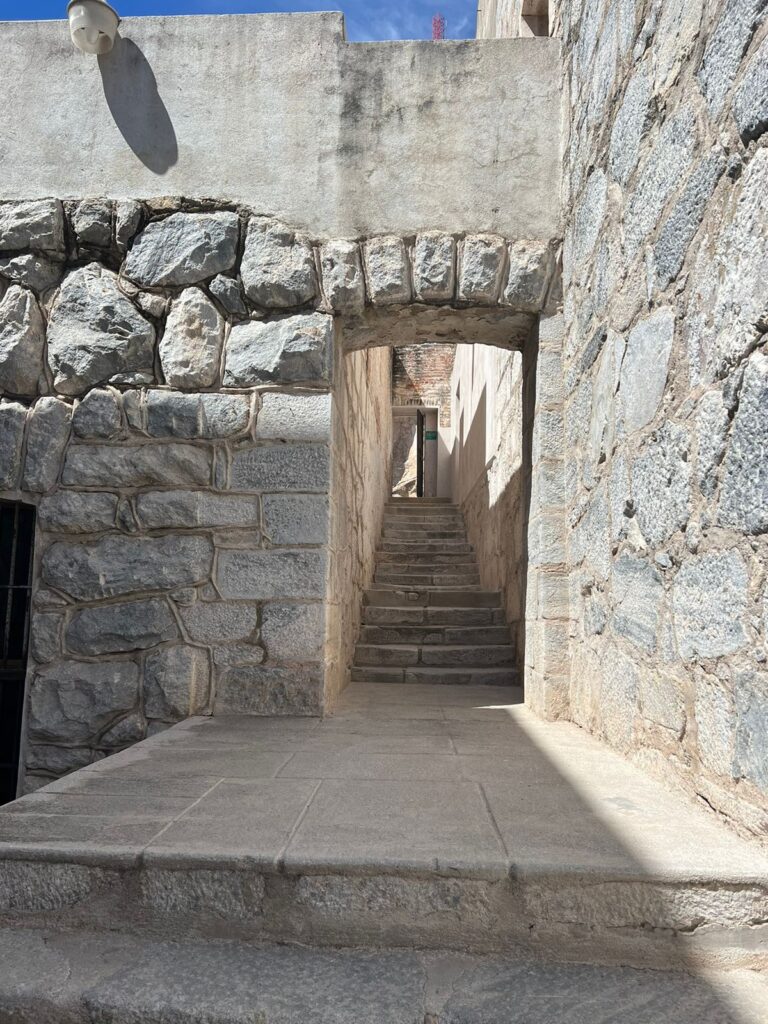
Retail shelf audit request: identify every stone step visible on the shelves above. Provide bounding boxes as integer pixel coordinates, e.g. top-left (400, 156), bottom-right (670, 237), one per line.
top-left (383, 510), bottom-right (464, 520)
top-left (350, 664), bottom-right (518, 684)
top-left (360, 625), bottom-right (512, 645)
top-left (364, 588), bottom-right (502, 607)
top-left (377, 549), bottom-right (475, 563)
top-left (2, 698), bottom-right (768, 976)
top-left (354, 644), bottom-right (516, 667)
top-left (4, 927), bottom-right (766, 1024)
top-left (382, 529), bottom-right (468, 541)
top-left (374, 573), bottom-right (481, 587)
top-left (378, 542), bottom-right (473, 555)
top-left (387, 497), bottom-right (454, 504)
top-left (362, 605), bottom-right (507, 626)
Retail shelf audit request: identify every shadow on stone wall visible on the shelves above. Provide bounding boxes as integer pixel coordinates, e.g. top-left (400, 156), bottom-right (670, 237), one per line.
top-left (99, 36), bottom-right (178, 175)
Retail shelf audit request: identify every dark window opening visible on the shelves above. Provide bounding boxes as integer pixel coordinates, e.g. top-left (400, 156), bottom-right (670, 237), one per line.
top-left (0, 501), bottom-right (35, 806)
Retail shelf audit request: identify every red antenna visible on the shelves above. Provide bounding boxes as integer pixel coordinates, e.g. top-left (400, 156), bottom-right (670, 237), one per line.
top-left (432, 12), bottom-right (446, 39)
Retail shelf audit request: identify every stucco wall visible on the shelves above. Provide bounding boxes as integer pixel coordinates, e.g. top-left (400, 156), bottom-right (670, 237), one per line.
top-left (553, 0), bottom-right (768, 836)
top-left (326, 343), bottom-right (392, 708)
top-left (451, 343), bottom-right (528, 678)
top-left (0, 14), bottom-right (562, 240)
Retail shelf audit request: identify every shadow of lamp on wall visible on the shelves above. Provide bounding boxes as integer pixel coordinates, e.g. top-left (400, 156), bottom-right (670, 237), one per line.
top-left (67, 0), bottom-right (178, 175)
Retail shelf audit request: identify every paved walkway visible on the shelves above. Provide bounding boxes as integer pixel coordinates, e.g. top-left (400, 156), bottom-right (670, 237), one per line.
top-left (2, 681), bottom-right (766, 885)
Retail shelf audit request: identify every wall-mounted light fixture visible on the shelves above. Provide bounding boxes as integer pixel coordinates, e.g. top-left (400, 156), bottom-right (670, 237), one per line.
top-left (67, 0), bottom-right (120, 54)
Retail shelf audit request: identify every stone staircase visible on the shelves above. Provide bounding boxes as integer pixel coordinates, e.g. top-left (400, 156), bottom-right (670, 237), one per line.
top-left (353, 498), bottom-right (518, 686)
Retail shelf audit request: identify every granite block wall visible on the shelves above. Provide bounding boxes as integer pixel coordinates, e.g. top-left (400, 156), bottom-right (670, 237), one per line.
top-left (554, 0), bottom-right (768, 835)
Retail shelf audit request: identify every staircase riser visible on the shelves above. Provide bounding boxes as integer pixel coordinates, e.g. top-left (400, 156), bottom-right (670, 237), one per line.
top-left (354, 646), bottom-right (516, 667)
top-left (376, 552), bottom-right (475, 564)
top-left (364, 590), bottom-right (501, 607)
top-left (3, 861), bottom-right (762, 971)
top-left (350, 666), bottom-right (518, 684)
top-left (360, 627), bottom-right (512, 645)
top-left (362, 607), bottom-right (506, 626)
top-left (375, 576), bottom-right (481, 587)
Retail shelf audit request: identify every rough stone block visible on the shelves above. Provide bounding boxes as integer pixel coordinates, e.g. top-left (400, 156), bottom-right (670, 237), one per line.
top-left (42, 535), bottom-right (214, 601)
top-left (718, 351), bottom-right (768, 534)
top-left (570, 170), bottom-right (606, 265)
top-left (0, 199), bottom-right (64, 253)
top-left (0, 285), bottom-right (45, 395)
top-left (26, 744), bottom-right (98, 775)
top-left (160, 288), bottom-right (225, 390)
top-left (72, 199), bottom-right (112, 249)
top-left (136, 491), bottom-right (260, 531)
top-left (124, 212), bottom-right (239, 287)
top-left (144, 645), bottom-right (210, 721)
top-left (528, 513), bottom-right (566, 567)
top-left (623, 105), bottom-right (697, 259)
top-left (66, 598), bottom-right (177, 655)
top-left (224, 314), bottom-right (333, 387)
top-left (217, 550), bottom-right (327, 600)
top-left (62, 443), bottom-right (211, 488)
top-left (230, 445), bottom-right (329, 493)
top-left (22, 397), bottom-right (72, 493)
top-left (145, 391), bottom-right (250, 439)
top-left (363, 236), bottom-right (412, 305)
top-left (212, 642), bottom-right (266, 668)
top-left (654, 152), bottom-right (726, 290)
top-left (72, 388), bottom-right (122, 439)
top-left (37, 491), bottom-right (117, 534)
top-left (29, 611), bottom-right (62, 664)
top-left (261, 603), bottom-right (324, 661)
top-left (570, 484), bottom-right (611, 580)
top-left (216, 664), bottom-right (322, 715)
top-left (503, 240), bottom-right (552, 311)
top-left (28, 660), bottom-right (139, 744)
top-left (673, 550), bottom-right (748, 660)
top-left (262, 494), bottom-right (329, 545)
top-left (734, 669), bottom-right (768, 791)
top-left (241, 219), bottom-right (317, 308)
top-left (695, 390), bottom-right (729, 498)
top-left (412, 233), bottom-right (455, 302)
top-left (180, 601), bottom-right (259, 644)
top-left (0, 253), bottom-right (63, 293)
top-left (115, 200), bottom-right (143, 251)
top-left (320, 240), bottom-right (365, 314)
top-left (47, 265), bottom-right (155, 395)
top-left (255, 392), bottom-right (331, 442)
top-left (733, 35), bottom-right (768, 142)
top-left (457, 234), bottom-right (506, 303)
top-left (694, 675), bottom-right (734, 778)
top-left (100, 710), bottom-right (146, 748)
top-left (611, 553), bottom-right (663, 653)
top-left (608, 66), bottom-right (653, 186)
top-left (632, 423), bottom-right (690, 546)
top-left (209, 274), bottom-right (247, 318)
top-left (698, 0), bottom-right (767, 115)
top-left (618, 306), bottom-right (674, 433)
top-left (0, 399), bottom-right (26, 489)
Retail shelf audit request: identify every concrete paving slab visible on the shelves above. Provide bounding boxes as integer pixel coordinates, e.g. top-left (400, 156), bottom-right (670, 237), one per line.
top-left (144, 779), bottom-right (319, 869)
top-left (279, 751), bottom-right (465, 781)
top-left (283, 778), bottom-right (508, 877)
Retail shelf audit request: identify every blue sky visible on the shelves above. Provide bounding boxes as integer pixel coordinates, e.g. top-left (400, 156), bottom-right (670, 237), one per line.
top-left (0, 1), bottom-right (477, 41)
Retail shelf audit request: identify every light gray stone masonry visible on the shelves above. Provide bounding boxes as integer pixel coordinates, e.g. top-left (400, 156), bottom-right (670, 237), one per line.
top-left (550, 0), bottom-right (768, 837)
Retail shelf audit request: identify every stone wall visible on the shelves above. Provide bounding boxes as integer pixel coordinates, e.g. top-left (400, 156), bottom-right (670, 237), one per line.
top-left (553, 0), bottom-right (768, 836)
top-left (0, 15), bottom-right (562, 241)
top-left (450, 344), bottom-right (526, 671)
top-left (326, 344), bottom-right (392, 706)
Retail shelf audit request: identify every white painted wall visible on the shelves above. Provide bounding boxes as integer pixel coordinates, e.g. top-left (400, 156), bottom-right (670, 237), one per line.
top-left (0, 14), bottom-right (562, 238)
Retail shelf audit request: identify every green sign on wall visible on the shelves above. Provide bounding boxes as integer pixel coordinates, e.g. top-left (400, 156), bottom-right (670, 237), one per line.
top-left (425, 430), bottom-right (438, 441)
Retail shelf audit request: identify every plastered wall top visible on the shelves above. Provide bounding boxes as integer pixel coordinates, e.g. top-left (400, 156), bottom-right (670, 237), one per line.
top-left (0, 13), bottom-right (562, 238)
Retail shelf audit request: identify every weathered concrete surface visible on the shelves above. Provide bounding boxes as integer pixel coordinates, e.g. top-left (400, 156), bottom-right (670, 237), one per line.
top-left (0, 15), bottom-right (562, 238)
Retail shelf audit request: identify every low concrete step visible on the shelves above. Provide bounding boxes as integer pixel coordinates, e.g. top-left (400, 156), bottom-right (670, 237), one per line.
top-left (354, 644), bottom-right (516, 667)
top-left (364, 588), bottom-right (502, 607)
top-left (360, 625), bottom-right (512, 645)
top-left (350, 664), bottom-right (518, 684)
top-left (362, 605), bottom-right (507, 626)
top-left (4, 926), bottom-right (766, 1024)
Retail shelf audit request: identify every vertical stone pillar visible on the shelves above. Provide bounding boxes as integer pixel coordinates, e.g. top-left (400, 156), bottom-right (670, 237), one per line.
top-left (523, 305), bottom-right (571, 719)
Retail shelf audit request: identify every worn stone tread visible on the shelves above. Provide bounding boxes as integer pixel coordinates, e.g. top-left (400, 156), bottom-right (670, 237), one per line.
top-left (1, 928), bottom-right (766, 1024)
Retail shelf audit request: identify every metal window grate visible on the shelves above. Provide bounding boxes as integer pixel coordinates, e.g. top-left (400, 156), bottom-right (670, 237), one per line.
top-left (0, 501), bottom-right (35, 806)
